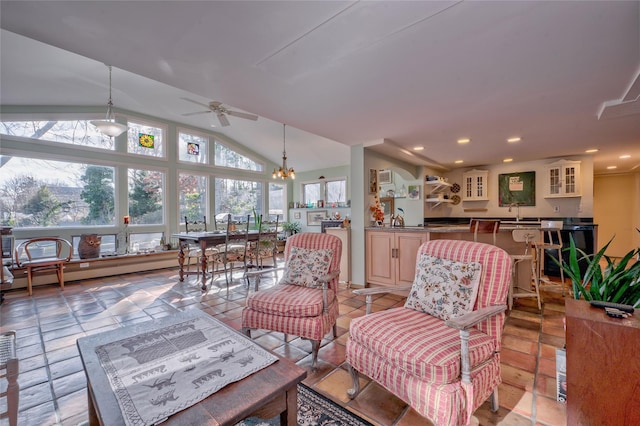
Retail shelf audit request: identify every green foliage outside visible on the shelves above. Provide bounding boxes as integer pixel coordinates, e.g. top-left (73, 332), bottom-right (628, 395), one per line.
top-left (80, 166), bottom-right (115, 225)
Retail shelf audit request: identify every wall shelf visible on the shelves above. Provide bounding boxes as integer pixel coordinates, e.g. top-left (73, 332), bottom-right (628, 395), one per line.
top-left (425, 180), bottom-right (452, 208)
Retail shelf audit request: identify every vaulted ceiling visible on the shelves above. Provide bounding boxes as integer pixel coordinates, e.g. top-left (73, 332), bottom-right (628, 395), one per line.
top-left (1, 1), bottom-right (639, 174)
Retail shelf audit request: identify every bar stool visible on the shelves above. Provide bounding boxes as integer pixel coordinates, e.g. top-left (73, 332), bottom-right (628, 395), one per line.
top-left (533, 220), bottom-right (566, 295)
top-left (470, 219), bottom-right (500, 245)
top-left (0, 331), bottom-right (19, 426)
top-left (509, 229), bottom-right (542, 310)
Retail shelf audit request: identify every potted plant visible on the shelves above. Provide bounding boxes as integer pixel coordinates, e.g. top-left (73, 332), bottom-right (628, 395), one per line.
top-left (556, 230), bottom-right (640, 306)
top-left (281, 221), bottom-right (301, 238)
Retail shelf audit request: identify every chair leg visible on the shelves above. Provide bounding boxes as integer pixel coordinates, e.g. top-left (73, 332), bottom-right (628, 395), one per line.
top-left (347, 363), bottom-right (360, 399)
top-left (490, 389), bottom-right (499, 412)
top-left (242, 327), bottom-right (251, 338)
top-left (333, 324), bottom-right (337, 338)
top-left (57, 264), bottom-right (65, 291)
top-left (26, 268), bottom-right (33, 296)
top-left (310, 339), bottom-right (320, 372)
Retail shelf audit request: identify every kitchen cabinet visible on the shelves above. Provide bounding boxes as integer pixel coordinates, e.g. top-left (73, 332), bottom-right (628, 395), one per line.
top-left (326, 227), bottom-right (350, 285)
top-left (462, 169), bottom-right (489, 201)
top-left (545, 159), bottom-right (581, 198)
top-left (366, 230), bottom-right (426, 287)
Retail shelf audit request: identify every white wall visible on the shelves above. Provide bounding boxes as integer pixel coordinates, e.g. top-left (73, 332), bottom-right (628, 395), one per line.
top-left (428, 156), bottom-right (594, 220)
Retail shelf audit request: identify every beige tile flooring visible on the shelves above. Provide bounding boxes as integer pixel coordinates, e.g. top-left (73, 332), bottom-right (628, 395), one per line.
top-left (0, 265), bottom-right (568, 426)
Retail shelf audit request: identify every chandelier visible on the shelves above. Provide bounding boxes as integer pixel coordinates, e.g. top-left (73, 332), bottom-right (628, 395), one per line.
top-left (91, 65), bottom-right (129, 138)
top-left (272, 124), bottom-right (295, 180)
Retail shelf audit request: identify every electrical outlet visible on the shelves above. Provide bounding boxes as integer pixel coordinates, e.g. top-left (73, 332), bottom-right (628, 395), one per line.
top-left (553, 206), bottom-right (560, 213)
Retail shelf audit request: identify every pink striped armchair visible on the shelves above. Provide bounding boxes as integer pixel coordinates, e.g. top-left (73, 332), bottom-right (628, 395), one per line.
top-left (242, 232), bottom-right (342, 370)
top-left (346, 239), bottom-right (512, 426)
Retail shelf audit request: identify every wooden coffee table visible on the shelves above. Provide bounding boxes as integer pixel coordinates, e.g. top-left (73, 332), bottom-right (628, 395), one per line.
top-left (77, 310), bottom-right (306, 426)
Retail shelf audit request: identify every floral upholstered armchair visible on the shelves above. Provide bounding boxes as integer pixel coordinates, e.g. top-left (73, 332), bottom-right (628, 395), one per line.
top-left (346, 239), bottom-right (512, 426)
top-left (242, 232), bottom-right (341, 370)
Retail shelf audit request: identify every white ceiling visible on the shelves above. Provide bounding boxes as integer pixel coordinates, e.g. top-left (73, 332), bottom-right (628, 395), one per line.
top-left (1, 1), bottom-right (639, 174)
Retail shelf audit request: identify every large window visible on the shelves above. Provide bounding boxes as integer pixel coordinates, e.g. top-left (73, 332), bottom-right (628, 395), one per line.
top-left (215, 178), bottom-right (262, 222)
top-left (268, 182), bottom-right (285, 219)
top-left (214, 141), bottom-right (263, 171)
top-left (127, 120), bottom-right (165, 158)
top-left (128, 168), bottom-right (164, 224)
top-left (0, 156), bottom-right (115, 227)
top-left (325, 179), bottom-right (347, 205)
top-left (178, 131), bottom-right (208, 164)
top-left (302, 178), bottom-right (347, 207)
top-left (178, 172), bottom-right (207, 223)
top-left (0, 120), bottom-right (114, 149)
top-left (302, 182), bottom-right (321, 207)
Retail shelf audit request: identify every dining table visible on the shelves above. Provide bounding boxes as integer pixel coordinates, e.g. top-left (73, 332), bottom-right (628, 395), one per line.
top-left (172, 230), bottom-right (269, 290)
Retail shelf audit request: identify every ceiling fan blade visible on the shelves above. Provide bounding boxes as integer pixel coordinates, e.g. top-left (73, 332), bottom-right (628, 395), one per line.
top-left (217, 113), bottom-right (230, 127)
top-left (226, 110), bottom-right (258, 121)
top-left (181, 110), bottom-right (212, 116)
top-left (180, 97), bottom-right (211, 108)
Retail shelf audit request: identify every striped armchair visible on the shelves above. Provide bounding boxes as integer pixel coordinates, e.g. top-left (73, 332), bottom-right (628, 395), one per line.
top-left (242, 232), bottom-right (342, 370)
top-left (346, 239), bottom-right (512, 426)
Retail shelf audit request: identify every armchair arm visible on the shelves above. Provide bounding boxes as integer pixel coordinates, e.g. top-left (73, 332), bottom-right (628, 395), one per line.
top-left (353, 285), bottom-right (413, 315)
top-left (444, 304), bottom-right (507, 331)
top-left (445, 304), bottom-right (507, 393)
top-left (244, 266), bottom-right (286, 292)
top-left (317, 270), bottom-right (341, 312)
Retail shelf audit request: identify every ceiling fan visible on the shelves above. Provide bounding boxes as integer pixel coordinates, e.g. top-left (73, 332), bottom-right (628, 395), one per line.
top-left (180, 98), bottom-right (258, 127)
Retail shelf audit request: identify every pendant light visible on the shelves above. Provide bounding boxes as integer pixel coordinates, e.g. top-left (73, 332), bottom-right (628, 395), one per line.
top-left (272, 124), bottom-right (295, 180)
top-left (91, 65), bottom-right (129, 138)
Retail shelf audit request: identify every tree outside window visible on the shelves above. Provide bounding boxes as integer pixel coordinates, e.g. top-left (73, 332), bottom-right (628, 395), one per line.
top-left (128, 168), bottom-right (164, 224)
top-left (215, 178), bottom-right (262, 223)
top-left (179, 173), bottom-right (207, 223)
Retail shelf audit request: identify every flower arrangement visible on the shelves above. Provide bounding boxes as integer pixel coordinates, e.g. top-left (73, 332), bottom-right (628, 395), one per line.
top-left (369, 195), bottom-right (385, 223)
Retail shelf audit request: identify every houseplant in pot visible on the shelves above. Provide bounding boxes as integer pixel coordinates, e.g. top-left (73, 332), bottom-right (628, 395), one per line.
top-left (557, 230), bottom-right (640, 306)
top-left (281, 221), bottom-right (301, 238)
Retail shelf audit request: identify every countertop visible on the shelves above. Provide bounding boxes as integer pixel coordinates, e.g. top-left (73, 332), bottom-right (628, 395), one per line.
top-left (365, 224), bottom-right (541, 233)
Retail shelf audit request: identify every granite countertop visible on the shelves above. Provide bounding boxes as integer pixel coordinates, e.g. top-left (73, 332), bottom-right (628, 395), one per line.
top-left (366, 223), bottom-right (542, 232)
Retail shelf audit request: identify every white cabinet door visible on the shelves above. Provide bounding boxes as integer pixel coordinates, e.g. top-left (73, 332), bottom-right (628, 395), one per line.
top-left (545, 160), bottom-right (581, 197)
top-left (462, 170), bottom-right (489, 201)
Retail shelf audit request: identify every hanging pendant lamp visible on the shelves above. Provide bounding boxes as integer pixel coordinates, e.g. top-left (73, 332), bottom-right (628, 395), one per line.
top-left (272, 124), bottom-right (295, 180)
top-left (91, 65), bottom-right (129, 138)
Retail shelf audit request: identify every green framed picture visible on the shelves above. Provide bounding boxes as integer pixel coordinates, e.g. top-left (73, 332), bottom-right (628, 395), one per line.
top-left (498, 171), bottom-right (535, 206)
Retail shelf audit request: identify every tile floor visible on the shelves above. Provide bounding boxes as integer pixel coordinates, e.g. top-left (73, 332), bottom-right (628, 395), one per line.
top-left (0, 265), bottom-right (568, 426)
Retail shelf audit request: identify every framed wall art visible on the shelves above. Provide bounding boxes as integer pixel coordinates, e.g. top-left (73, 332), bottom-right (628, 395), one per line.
top-left (498, 171), bottom-right (536, 206)
top-left (307, 210), bottom-right (327, 226)
top-left (369, 169), bottom-right (378, 194)
top-left (378, 169), bottom-right (392, 185)
top-left (408, 185), bottom-right (421, 200)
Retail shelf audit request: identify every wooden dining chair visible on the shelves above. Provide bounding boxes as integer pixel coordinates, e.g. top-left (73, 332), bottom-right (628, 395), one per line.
top-left (470, 219), bottom-right (501, 245)
top-left (212, 214), bottom-right (250, 287)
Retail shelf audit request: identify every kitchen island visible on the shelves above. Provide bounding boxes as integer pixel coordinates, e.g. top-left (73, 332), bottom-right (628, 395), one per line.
top-left (365, 223), bottom-right (541, 291)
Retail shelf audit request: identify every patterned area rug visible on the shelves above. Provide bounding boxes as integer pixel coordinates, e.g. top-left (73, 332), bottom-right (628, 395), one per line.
top-left (236, 384), bottom-right (373, 426)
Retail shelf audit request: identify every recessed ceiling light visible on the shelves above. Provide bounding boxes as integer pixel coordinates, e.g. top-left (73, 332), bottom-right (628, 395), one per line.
top-left (585, 149), bottom-right (598, 153)
top-left (607, 166), bottom-right (617, 170)
top-left (507, 137), bottom-right (521, 143)
top-left (457, 138), bottom-right (471, 144)
top-left (413, 146), bottom-right (424, 151)
top-left (503, 158), bottom-right (513, 163)
top-left (454, 160), bottom-right (464, 164)
top-left (619, 154), bottom-right (631, 159)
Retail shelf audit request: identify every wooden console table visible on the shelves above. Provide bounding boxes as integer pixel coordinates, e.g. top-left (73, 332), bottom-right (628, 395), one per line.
top-left (77, 309), bottom-right (306, 426)
top-left (565, 298), bottom-right (640, 425)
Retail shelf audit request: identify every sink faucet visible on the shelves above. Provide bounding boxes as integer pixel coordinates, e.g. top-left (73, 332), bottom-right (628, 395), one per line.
top-left (508, 203), bottom-right (521, 223)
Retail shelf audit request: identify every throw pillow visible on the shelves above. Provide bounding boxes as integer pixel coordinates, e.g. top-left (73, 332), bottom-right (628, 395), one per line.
top-left (404, 254), bottom-right (482, 321)
top-left (282, 247), bottom-right (334, 288)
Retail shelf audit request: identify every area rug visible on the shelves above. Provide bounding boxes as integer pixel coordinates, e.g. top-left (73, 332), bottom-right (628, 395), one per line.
top-left (235, 383), bottom-right (373, 426)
